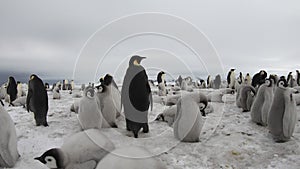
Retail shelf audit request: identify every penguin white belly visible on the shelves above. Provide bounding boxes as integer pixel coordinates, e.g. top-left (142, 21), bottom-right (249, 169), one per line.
top-left (95, 146), bottom-right (167, 169)
top-left (101, 97), bottom-right (117, 128)
top-left (62, 129), bottom-right (115, 167)
top-left (174, 96), bottom-right (203, 142)
top-left (78, 98), bottom-right (103, 130)
top-left (0, 105), bottom-right (19, 168)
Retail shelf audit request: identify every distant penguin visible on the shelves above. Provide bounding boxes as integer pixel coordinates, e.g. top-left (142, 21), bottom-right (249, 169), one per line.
top-left (7, 76), bottom-right (17, 103)
top-left (237, 72), bottom-right (244, 84)
top-left (238, 85), bottom-right (256, 112)
top-left (252, 70), bottom-right (267, 88)
top-left (95, 146), bottom-right (167, 169)
top-left (251, 79), bottom-right (274, 126)
top-left (176, 75), bottom-right (183, 87)
top-left (296, 70), bottom-right (300, 86)
top-left (96, 84), bottom-right (117, 128)
top-left (52, 86), bottom-right (61, 99)
top-left (268, 78), bottom-right (297, 142)
top-left (70, 80), bottom-right (75, 91)
top-left (213, 74), bottom-right (221, 89)
top-left (35, 129), bottom-right (115, 169)
top-left (44, 83), bottom-right (50, 90)
top-left (78, 86), bottom-right (103, 130)
top-left (81, 84), bottom-right (86, 91)
top-left (157, 71), bottom-right (167, 96)
top-left (174, 96), bottom-right (204, 142)
top-left (26, 74), bottom-right (49, 126)
top-left (0, 100), bottom-right (20, 168)
top-left (0, 84), bottom-right (7, 100)
top-left (287, 72), bottom-right (295, 87)
top-left (17, 81), bottom-right (24, 98)
top-left (121, 56), bottom-right (153, 138)
top-left (207, 75), bottom-right (213, 88)
top-left (227, 69), bottom-right (236, 89)
top-left (244, 73), bottom-right (252, 86)
top-left (70, 100), bottom-right (80, 114)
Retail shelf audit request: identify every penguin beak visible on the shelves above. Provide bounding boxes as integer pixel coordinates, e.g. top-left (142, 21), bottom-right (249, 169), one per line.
top-left (34, 156), bottom-right (46, 164)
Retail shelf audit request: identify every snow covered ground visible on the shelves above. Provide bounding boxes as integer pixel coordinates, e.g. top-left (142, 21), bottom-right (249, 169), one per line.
top-left (3, 86), bottom-right (300, 169)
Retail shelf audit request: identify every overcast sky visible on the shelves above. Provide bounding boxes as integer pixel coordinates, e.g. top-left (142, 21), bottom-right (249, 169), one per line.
top-left (1, 0), bottom-right (299, 83)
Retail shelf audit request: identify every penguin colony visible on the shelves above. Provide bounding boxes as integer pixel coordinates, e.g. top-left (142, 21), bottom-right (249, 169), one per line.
top-left (1, 57), bottom-right (300, 168)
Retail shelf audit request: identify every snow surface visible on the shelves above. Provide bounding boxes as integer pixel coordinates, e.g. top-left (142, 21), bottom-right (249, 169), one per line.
top-left (2, 87), bottom-right (300, 169)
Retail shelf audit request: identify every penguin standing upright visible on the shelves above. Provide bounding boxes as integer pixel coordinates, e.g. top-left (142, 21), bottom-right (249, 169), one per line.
top-left (251, 78), bottom-right (274, 126)
top-left (296, 70), bottom-right (300, 86)
top-left (78, 86), bottom-right (103, 130)
top-left (237, 72), bottom-right (244, 84)
top-left (17, 81), bottom-right (24, 98)
top-left (52, 86), bottom-right (61, 99)
top-left (7, 76), bottom-right (17, 103)
top-left (0, 100), bottom-right (20, 168)
top-left (238, 85), bottom-right (256, 112)
top-left (121, 55), bottom-right (153, 138)
top-left (268, 78), bottom-right (297, 142)
top-left (176, 75), bottom-right (183, 87)
top-left (26, 74), bottom-right (49, 126)
top-left (227, 69), bottom-right (236, 89)
top-left (287, 72), bottom-right (295, 87)
top-left (207, 75), bottom-right (213, 88)
top-left (213, 74), bottom-right (221, 89)
top-left (244, 73), bottom-right (252, 86)
top-left (157, 71), bottom-right (167, 96)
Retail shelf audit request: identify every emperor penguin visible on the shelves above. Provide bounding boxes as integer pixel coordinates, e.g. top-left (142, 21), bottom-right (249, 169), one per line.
top-left (0, 100), bottom-right (20, 168)
top-left (252, 70), bottom-right (267, 88)
top-left (207, 75), bottom-right (213, 88)
top-left (52, 86), bottom-right (61, 99)
top-left (101, 74), bottom-right (121, 117)
top-left (157, 71), bottom-right (167, 96)
top-left (96, 84), bottom-right (118, 128)
top-left (17, 81), bottom-right (25, 98)
top-left (0, 84), bottom-right (7, 100)
top-left (296, 70), bottom-right (300, 86)
top-left (227, 68), bottom-right (236, 89)
top-left (213, 74), bottom-right (221, 89)
top-left (287, 72), bottom-right (295, 87)
top-left (155, 105), bottom-right (177, 126)
top-left (238, 85), bottom-right (256, 112)
top-left (237, 72), bottom-right (244, 84)
top-left (78, 86), bottom-right (103, 130)
top-left (35, 129), bottom-right (115, 169)
top-left (95, 146), bottom-right (167, 169)
top-left (7, 76), bottom-right (17, 103)
top-left (121, 55), bottom-right (153, 138)
top-left (176, 75), bottom-right (183, 87)
top-left (251, 78), bottom-right (274, 126)
top-left (174, 95), bottom-right (204, 142)
top-left (244, 73), bottom-right (252, 86)
top-left (26, 74), bottom-right (49, 126)
top-left (268, 78), bottom-right (297, 142)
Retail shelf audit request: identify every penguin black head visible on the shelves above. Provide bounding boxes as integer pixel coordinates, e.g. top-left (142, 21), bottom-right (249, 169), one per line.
top-left (30, 74), bottom-right (38, 80)
top-left (34, 148), bottom-right (64, 169)
top-left (103, 74), bottom-right (113, 86)
top-left (230, 68), bottom-right (235, 72)
top-left (129, 55), bottom-right (146, 66)
top-left (97, 84), bottom-right (107, 93)
top-left (277, 78), bottom-right (288, 88)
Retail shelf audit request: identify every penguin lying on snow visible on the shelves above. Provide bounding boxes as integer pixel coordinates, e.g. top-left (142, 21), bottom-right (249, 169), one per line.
top-left (251, 78), bottom-right (274, 126)
top-left (268, 78), bottom-right (298, 142)
top-left (35, 129), bottom-right (115, 169)
top-left (95, 146), bottom-right (167, 169)
top-left (174, 96), bottom-right (204, 142)
top-left (53, 86), bottom-right (61, 99)
top-left (0, 100), bottom-right (20, 168)
top-left (155, 105), bottom-right (177, 126)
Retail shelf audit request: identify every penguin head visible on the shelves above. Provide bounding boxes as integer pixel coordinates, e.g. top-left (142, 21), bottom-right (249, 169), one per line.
top-left (97, 84), bottom-right (107, 93)
top-left (30, 74), bottom-right (38, 80)
top-left (277, 78), bottom-right (288, 88)
top-left (265, 78), bottom-right (272, 87)
top-left (230, 68), bottom-right (235, 72)
top-left (34, 148), bottom-right (64, 169)
top-left (103, 74), bottom-right (113, 86)
top-left (84, 86), bottom-right (95, 98)
top-left (129, 55), bottom-right (146, 66)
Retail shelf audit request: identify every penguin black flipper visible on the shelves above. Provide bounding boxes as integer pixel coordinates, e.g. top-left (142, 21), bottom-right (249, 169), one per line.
top-left (26, 88), bottom-right (33, 112)
top-left (146, 79), bottom-right (153, 111)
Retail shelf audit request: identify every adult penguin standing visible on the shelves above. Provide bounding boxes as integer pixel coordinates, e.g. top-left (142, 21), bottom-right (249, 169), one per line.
top-left (121, 55), bottom-right (153, 138)
top-left (26, 74), bottom-right (49, 126)
top-left (7, 76), bottom-right (17, 103)
top-left (227, 68), bottom-right (236, 89)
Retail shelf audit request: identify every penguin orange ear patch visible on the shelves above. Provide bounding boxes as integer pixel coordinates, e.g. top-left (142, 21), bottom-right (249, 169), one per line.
top-left (133, 60), bottom-right (139, 66)
top-left (30, 75), bottom-right (35, 80)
